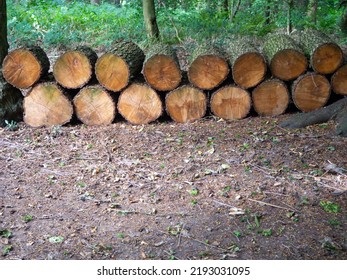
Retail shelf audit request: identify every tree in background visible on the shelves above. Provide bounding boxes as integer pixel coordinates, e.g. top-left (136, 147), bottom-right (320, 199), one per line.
top-left (0, 0), bottom-right (8, 66)
top-left (143, 0), bottom-right (160, 39)
top-left (91, 0), bottom-right (100, 5)
top-left (307, 0), bottom-right (318, 24)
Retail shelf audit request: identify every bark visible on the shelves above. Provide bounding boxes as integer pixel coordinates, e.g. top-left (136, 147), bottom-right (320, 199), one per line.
top-left (287, 0), bottom-right (294, 34)
top-left (143, 0), bottom-right (160, 39)
top-left (280, 98), bottom-right (347, 137)
top-left (0, 0), bottom-right (8, 67)
top-left (307, 0), bottom-right (318, 24)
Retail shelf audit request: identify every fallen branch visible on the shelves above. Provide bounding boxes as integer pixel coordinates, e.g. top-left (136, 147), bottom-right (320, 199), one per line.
top-left (248, 198), bottom-right (300, 213)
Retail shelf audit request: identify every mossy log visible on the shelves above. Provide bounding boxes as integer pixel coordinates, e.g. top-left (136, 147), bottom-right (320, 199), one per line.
top-left (2, 46), bottom-right (50, 89)
top-left (53, 46), bottom-right (97, 89)
top-left (263, 34), bottom-right (308, 81)
top-left (95, 40), bottom-right (145, 92)
top-left (117, 83), bottom-right (162, 124)
top-left (292, 72), bottom-right (331, 112)
top-left (188, 43), bottom-right (229, 90)
top-left (0, 75), bottom-right (23, 126)
top-left (223, 38), bottom-right (267, 89)
top-left (293, 29), bottom-right (343, 74)
top-left (331, 64), bottom-right (347, 96)
top-left (73, 85), bottom-right (116, 126)
top-left (165, 85), bottom-right (207, 123)
top-left (143, 43), bottom-right (182, 91)
top-left (280, 98), bottom-right (347, 137)
top-left (23, 82), bottom-right (73, 127)
top-left (210, 85), bottom-right (251, 120)
top-left (252, 79), bottom-right (289, 116)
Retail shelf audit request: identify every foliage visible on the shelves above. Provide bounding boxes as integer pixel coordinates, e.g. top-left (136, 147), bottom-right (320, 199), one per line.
top-left (320, 201), bottom-right (341, 213)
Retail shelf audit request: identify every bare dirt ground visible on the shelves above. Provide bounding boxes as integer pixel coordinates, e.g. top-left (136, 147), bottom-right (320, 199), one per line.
top-left (0, 114), bottom-right (346, 260)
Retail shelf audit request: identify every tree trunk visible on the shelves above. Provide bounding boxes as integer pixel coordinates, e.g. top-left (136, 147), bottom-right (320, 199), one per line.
top-left (0, 0), bottom-right (8, 67)
top-left (263, 34), bottom-right (308, 81)
top-left (292, 72), bottom-right (331, 112)
top-left (73, 85), bottom-right (116, 126)
top-left (117, 83), bottom-right (163, 124)
top-left (292, 29), bottom-right (343, 74)
top-left (2, 46), bottom-right (50, 89)
top-left (230, 0), bottom-right (241, 22)
top-left (95, 40), bottom-right (145, 92)
top-left (210, 85), bottom-right (252, 120)
top-left (23, 82), bottom-right (73, 127)
top-left (287, 0), bottom-right (294, 34)
top-left (114, 0), bottom-right (121, 6)
top-left (252, 79), bottom-right (290, 116)
top-left (264, 0), bottom-right (271, 26)
top-left (332, 64), bottom-right (347, 96)
top-left (280, 98), bottom-right (347, 137)
top-left (0, 74), bottom-right (23, 126)
top-left (142, 43), bottom-right (182, 91)
top-left (91, 0), bottom-right (100, 5)
top-left (143, 0), bottom-right (160, 39)
top-left (188, 43), bottom-right (229, 90)
top-left (165, 85), bottom-right (207, 123)
top-left (53, 46), bottom-right (97, 89)
top-left (307, 0), bottom-right (318, 24)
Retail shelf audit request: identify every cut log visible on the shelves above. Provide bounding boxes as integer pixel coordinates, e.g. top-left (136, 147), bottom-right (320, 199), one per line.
top-left (2, 46), bottom-right (50, 89)
top-left (165, 85), bottom-right (207, 123)
top-left (223, 38), bottom-right (267, 88)
top-left (73, 85), bottom-right (116, 126)
top-left (293, 29), bottom-right (343, 74)
top-left (280, 98), bottom-right (347, 137)
top-left (0, 75), bottom-right (23, 126)
top-left (210, 85), bottom-right (251, 120)
top-left (263, 34), bottom-right (308, 81)
top-left (143, 43), bottom-right (182, 91)
top-left (23, 82), bottom-right (73, 127)
top-left (95, 40), bottom-right (145, 92)
top-left (292, 72), bottom-right (331, 112)
top-left (331, 64), bottom-right (347, 96)
top-left (252, 79), bottom-right (289, 116)
top-left (188, 43), bottom-right (229, 90)
top-left (53, 46), bottom-right (97, 89)
top-left (117, 83), bottom-right (162, 124)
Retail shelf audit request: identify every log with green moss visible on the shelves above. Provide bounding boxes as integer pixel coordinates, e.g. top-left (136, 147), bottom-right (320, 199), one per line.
top-left (292, 29), bottom-right (343, 74)
top-left (187, 43), bottom-right (229, 90)
top-left (263, 34), bottom-right (308, 81)
top-left (0, 74), bottom-right (23, 126)
top-left (53, 46), bottom-right (97, 89)
top-left (95, 40), bottom-right (145, 92)
top-left (2, 46), bottom-right (50, 89)
top-left (143, 43), bottom-right (182, 91)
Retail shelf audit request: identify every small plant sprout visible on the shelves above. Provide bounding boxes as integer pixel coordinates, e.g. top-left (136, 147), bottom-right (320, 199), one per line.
top-left (320, 201), bottom-right (341, 213)
top-left (233, 230), bottom-right (242, 238)
top-left (261, 229), bottom-right (272, 237)
top-left (23, 215), bottom-right (33, 223)
top-left (189, 188), bottom-right (199, 196)
top-left (4, 120), bottom-right (18, 131)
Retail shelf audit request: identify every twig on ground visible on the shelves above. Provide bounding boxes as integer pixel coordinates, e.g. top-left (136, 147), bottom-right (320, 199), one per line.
top-left (248, 198), bottom-right (300, 213)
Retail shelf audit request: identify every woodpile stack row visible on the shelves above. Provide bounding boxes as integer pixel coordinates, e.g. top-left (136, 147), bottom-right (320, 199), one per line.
top-left (1, 30), bottom-right (346, 127)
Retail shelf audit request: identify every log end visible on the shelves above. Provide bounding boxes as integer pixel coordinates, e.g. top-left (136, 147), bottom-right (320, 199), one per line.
top-left (332, 64), bottom-right (347, 96)
top-left (312, 43), bottom-right (343, 74)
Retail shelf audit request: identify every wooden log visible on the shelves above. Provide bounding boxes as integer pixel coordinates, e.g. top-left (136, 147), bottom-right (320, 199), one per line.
top-left (165, 85), bottom-right (207, 123)
top-left (223, 38), bottom-right (267, 89)
top-left (23, 82), bottom-right (73, 127)
top-left (263, 34), bottom-right (308, 81)
top-left (293, 29), bottom-right (343, 74)
top-left (73, 85), bottom-right (116, 126)
top-left (210, 85), bottom-right (251, 120)
top-left (143, 43), bottom-right (182, 91)
top-left (0, 74), bottom-right (23, 126)
top-left (252, 79), bottom-right (289, 116)
top-left (292, 72), bottom-right (331, 112)
top-left (2, 46), bottom-right (50, 89)
top-left (331, 64), bottom-right (347, 96)
top-left (117, 83), bottom-right (162, 124)
top-left (188, 43), bottom-right (229, 90)
top-left (95, 40), bottom-right (145, 92)
top-left (53, 46), bottom-right (97, 89)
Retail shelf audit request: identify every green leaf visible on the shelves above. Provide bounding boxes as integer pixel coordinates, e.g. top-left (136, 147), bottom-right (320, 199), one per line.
top-left (0, 229), bottom-right (12, 238)
top-left (2, 245), bottom-right (13, 256)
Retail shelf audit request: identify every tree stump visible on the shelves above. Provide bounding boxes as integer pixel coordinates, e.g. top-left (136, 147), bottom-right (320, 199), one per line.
top-left (292, 73), bottom-right (331, 112)
top-left (95, 40), bottom-right (145, 92)
top-left (23, 82), bottom-right (73, 127)
top-left (165, 85), bottom-right (207, 123)
top-left (73, 85), bottom-right (116, 126)
top-left (2, 46), bottom-right (50, 89)
top-left (117, 83), bottom-right (162, 124)
top-left (331, 64), bottom-right (347, 96)
top-left (53, 46), bottom-right (97, 89)
top-left (210, 85), bottom-right (251, 120)
top-left (143, 43), bottom-right (182, 91)
top-left (252, 79), bottom-right (289, 116)
top-left (263, 34), bottom-right (308, 81)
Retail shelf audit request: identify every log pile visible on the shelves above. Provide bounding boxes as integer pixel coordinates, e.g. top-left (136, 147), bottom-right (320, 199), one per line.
top-left (0, 29), bottom-right (346, 136)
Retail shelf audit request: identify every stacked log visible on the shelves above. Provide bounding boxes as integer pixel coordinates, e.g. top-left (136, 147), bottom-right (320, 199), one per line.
top-left (331, 65), bottom-right (347, 96)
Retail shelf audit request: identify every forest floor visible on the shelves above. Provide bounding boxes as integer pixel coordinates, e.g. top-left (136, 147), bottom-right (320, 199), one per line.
top-left (0, 115), bottom-right (346, 260)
